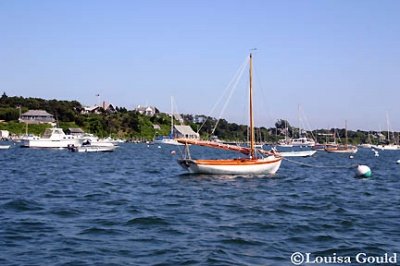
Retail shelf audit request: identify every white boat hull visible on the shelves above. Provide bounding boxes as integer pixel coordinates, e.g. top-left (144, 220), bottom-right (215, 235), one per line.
top-left (71, 145), bottom-right (117, 153)
top-left (178, 157), bottom-right (282, 175)
top-left (154, 138), bottom-right (184, 146)
top-left (277, 144), bottom-right (294, 148)
top-left (371, 144), bottom-right (399, 150)
top-left (26, 139), bottom-right (82, 148)
top-left (278, 150), bottom-right (316, 157)
top-left (0, 145), bottom-right (10, 150)
top-left (325, 147), bottom-right (358, 154)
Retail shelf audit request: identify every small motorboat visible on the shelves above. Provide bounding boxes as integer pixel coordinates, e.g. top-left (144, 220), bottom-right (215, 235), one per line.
top-left (68, 144), bottom-right (117, 153)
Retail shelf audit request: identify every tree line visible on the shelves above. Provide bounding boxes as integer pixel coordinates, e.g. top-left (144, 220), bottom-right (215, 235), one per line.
top-left (0, 93), bottom-right (395, 144)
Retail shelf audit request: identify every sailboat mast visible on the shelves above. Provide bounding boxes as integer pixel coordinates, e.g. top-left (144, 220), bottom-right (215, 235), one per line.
top-left (249, 53), bottom-right (255, 158)
top-left (386, 112), bottom-right (390, 143)
top-left (345, 120), bottom-right (348, 146)
top-left (170, 96), bottom-right (174, 137)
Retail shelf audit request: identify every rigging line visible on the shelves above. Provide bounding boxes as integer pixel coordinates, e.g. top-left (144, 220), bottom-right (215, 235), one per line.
top-left (197, 56), bottom-right (249, 133)
top-left (282, 157), bottom-right (358, 169)
top-left (299, 106), bottom-right (316, 141)
top-left (171, 97), bottom-right (183, 125)
top-left (253, 61), bottom-right (274, 127)
top-left (211, 58), bottom-right (249, 134)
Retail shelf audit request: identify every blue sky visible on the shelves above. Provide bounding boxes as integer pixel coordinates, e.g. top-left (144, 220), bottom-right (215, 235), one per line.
top-left (1, 0), bottom-right (399, 130)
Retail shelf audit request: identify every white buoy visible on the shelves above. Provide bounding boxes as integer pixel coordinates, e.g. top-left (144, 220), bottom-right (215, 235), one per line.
top-left (158, 145), bottom-right (161, 149)
top-left (374, 151), bottom-right (379, 157)
top-left (397, 160), bottom-right (400, 164)
top-left (356, 165), bottom-right (372, 178)
top-left (170, 150), bottom-right (176, 155)
top-left (349, 155), bottom-right (354, 159)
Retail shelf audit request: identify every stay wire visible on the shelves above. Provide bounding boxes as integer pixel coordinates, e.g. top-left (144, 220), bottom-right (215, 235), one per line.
top-left (197, 56), bottom-right (249, 134)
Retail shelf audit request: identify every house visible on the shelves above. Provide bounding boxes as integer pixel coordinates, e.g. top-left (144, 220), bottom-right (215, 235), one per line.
top-left (173, 125), bottom-right (199, 140)
top-left (135, 105), bottom-right (157, 116)
top-left (81, 105), bottom-right (102, 114)
top-left (66, 128), bottom-right (85, 136)
top-left (193, 115), bottom-right (206, 124)
top-left (19, 110), bottom-right (55, 124)
top-left (102, 101), bottom-right (116, 113)
top-left (81, 101), bottom-right (116, 114)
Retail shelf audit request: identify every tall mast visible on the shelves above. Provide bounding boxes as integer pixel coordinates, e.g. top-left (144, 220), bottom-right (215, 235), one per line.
top-left (386, 112), bottom-right (390, 143)
top-left (249, 53), bottom-right (255, 158)
top-left (297, 104), bottom-right (301, 138)
top-left (345, 120), bottom-right (348, 146)
top-left (170, 96), bottom-right (174, 137)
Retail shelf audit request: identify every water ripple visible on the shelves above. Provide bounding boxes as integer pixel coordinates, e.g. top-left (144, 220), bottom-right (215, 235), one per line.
top-left (0, 144), bottom-right (399, 265)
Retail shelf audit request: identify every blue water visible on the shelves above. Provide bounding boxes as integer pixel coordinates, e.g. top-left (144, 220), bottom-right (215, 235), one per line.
top-left (1, 144), bottom-right (399, 265)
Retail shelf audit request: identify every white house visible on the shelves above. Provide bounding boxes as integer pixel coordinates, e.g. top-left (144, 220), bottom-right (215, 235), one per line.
top-left (81, 102), bottom-right (116, 114)
top-left (135, 105), bottom-right (157, 116)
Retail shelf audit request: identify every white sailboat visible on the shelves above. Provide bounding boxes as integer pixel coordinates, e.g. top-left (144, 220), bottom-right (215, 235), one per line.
top-left (154, 97), bottom-right (184, 146)
top-left (177, 53), bottom-right (282, 175)
top-left (371, 113), bottom-right (400, 150)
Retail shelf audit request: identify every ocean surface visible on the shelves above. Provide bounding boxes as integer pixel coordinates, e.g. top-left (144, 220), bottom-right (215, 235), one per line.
top-left (1, 143), bottom-right (399, 265)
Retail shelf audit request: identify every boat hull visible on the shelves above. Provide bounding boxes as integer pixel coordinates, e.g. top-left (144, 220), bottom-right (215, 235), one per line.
top-left (278, 150), bottom-right (316, 157)
top-left (178, 157), bottom-right (282, 175)
top-left (371, 144), bottom-right (399, 150)
top-left (154, 138), bottom-right (184, 146)
top-left (325, 147), bottom-right (358, 154)
top-left (25, 139), bottom-right (82, 148)
top-left (71, 145), bottom-right (117, 153)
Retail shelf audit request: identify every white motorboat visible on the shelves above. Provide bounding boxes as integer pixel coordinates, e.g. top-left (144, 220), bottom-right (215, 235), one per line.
top-left (0, 145), bottom-right (10, 150)
top-left (277, 150), bottom-right (317, 157)
top-left (69, 144), bottom-right (118, 153)
top-left (80, 134), bottom-right (116, 147)
top-left (23, 127), bottom-right (82, 148)
top-left (290, 137), bottom-right (316, 147)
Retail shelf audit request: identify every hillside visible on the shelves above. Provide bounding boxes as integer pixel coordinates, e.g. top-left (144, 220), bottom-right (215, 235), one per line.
top-left (0, 93), bottom-right (395, 144)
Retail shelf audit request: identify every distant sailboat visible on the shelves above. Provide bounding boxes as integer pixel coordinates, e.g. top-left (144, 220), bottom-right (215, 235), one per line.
top-left (177, 53), bottom-right (282, 175)
top-left (325, 121), bottom-right (358, 154)
top-left (371, 113), bottom-right (400, 150)
top-left (277, 120), bottom-right (293, 147)
top-left (154, 97), bottom-right (184, 146)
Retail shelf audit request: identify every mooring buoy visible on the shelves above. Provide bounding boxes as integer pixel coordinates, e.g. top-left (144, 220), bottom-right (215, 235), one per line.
top-left (356, 165), bottom-right (372, 178)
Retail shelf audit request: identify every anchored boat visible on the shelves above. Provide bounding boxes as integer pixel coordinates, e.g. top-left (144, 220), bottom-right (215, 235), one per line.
top-left (177, 53), bottom-right (282, 175)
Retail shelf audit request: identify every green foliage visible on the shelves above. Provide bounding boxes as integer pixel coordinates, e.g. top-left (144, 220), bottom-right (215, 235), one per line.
top-left (0, 107), bottom-right (20, 121)
top-left (0, 94), bottom-right (392, 143)
top-left (0, 121), bottom-right (50, 136)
